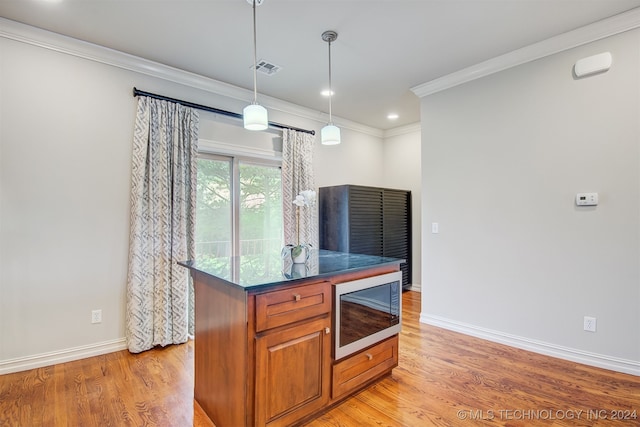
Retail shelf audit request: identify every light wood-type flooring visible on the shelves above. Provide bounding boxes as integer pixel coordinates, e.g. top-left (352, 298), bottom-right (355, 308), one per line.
top-left (1, 291), bottom-right (638, 426)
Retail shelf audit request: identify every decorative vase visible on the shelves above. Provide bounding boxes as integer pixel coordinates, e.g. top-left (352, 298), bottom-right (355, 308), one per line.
top-left (290, 263), bottom-right (308, 278)
top-left (282, 261), bottom-right (309, 280)
top-left (282, 244), bottom-right (310, 264)
top-left (291, 244), bottom-right (310, 264)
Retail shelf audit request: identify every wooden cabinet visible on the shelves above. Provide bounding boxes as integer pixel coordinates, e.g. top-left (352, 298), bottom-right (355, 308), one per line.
top-left (319, 185), bottom-right (412, 290)
top-left (255, 316), bottom-right (331, 426)
top-left (186, 260), bottom-right (401, 427)
top-left (255, 282), bottom-right (331, 332)
top-left (332, 335), bottom-right (399, 399)
top-left (254, 282), bottom-right (332, 426)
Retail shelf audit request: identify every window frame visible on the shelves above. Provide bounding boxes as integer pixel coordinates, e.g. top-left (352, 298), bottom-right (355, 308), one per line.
top-left (197, 150), bottom-right (282, 258)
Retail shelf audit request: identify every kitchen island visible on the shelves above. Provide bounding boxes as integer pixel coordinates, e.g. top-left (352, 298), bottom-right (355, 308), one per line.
top-left (179, 249), bottom-right (403, 427)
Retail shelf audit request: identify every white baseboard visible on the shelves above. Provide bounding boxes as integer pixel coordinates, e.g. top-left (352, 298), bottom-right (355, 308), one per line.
top-left (408, 283), bottom-right (421, 292)
top-left (0, 338), bottom-right (127, 375)
top-left (421, 314), bottom-right (640, 377)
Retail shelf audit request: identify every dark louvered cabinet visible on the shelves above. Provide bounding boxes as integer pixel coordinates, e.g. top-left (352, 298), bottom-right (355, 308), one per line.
top-left (318, 185), bottom-right (412, 290)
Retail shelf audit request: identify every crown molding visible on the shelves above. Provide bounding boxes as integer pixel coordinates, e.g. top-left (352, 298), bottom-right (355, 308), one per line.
top-left (0, 17), bottom-right (248, 101)
top-left (412, 7), bottom-right (640, 98)
top-left (383, 122), bottom-right (421, 138)
top-left (0, 17), bottom-right (383, 138)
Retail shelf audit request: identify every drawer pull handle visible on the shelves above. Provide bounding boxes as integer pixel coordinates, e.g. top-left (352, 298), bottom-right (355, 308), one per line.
top-left (293, 293), bottom-right (301, 301)
top-left (366, 353), bottom-right (373, 361)
top-left (325, 327), bottom-right (330, 335)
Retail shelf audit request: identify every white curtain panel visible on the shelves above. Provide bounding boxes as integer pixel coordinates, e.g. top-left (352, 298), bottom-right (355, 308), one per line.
top-left (282, 129), bottom-right (318, 248)
top-left (126, 96), bottom-right (199, 354)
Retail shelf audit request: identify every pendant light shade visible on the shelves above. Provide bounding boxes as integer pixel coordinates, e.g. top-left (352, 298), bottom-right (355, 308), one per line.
top-left (243, 103), bottom-right (268, 130)
top-left (321, 30), bottom-right (340, 145)
top-left (321, 124), bottom-right (341, 145)
top-left (244, 0), bottom-right (268, 131)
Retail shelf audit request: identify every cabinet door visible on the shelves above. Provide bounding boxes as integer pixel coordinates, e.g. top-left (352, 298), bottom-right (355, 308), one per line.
top-left (348, 186), bottom-right (383, 256)
top-left (255, 317), bottom-right (331, 427)
top-left (383, 189), bottom-right (411, 287)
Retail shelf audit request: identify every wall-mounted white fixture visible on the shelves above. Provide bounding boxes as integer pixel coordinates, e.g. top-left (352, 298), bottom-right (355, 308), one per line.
top-left (321, 30), bottom-right (341, 145)
top-left (243, 0), bottom-right (268, 131)
top-left (576, 192), bottom-right (598, 206)
top-left (91, 309), bottom-right (102, 324)
top-left (574, 52), bottom-right (612, 78)
top-left (584, 316), bottom-right (597, 332)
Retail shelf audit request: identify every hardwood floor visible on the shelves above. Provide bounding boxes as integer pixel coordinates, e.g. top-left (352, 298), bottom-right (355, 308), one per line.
top-left (1, 291), bottom-right (638, 426)
top-left (310, 292), bottom-right (640, 426)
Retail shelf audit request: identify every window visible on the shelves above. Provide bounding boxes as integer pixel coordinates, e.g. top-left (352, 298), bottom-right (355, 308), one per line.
top-left (195, 154), bottom-right (283, 269)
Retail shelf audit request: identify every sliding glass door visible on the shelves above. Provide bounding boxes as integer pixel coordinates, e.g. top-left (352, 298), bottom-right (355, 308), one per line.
top-left (196, 154), bottom-right (283, 270)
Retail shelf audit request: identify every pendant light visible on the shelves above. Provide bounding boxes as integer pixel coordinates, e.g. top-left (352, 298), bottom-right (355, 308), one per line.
top-left (243, 0), bottom-right (268, 131)
top-left (321, 30), bottom-right (340, 145)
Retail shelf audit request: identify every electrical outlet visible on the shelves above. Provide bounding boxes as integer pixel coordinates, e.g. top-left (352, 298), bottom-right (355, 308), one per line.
top-left (584, 316), bottom-right (596, 332)
top-left (91, 309), bottom-right (102, 324)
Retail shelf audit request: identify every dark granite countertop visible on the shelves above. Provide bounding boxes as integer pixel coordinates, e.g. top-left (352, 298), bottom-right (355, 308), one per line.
top-left (178, 249), bottom-right (404, 290)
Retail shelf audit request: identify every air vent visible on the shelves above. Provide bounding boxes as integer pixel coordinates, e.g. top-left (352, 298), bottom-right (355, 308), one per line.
top-left (253, 59), bottom-right (282, 76)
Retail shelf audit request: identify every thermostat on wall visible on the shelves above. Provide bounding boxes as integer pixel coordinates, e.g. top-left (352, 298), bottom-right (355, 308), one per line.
top-left (576, 193), bottom-right (598, 206)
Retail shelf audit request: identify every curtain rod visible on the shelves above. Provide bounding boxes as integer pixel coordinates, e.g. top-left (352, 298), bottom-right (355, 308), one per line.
top-left (132, 87), bottom-right (315, 136)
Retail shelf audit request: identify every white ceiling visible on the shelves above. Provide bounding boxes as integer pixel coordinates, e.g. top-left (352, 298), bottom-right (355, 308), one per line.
top-left (2, 0), bottom-right (640, 130)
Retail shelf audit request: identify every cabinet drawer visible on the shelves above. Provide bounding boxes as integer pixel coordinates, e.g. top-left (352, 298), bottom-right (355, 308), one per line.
top-left (255, 281), bottom-right (331, 332)
top-left (332, 335), bottom-right (398, 399)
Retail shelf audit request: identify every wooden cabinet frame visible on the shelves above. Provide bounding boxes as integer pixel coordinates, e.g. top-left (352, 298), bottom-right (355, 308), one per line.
top-left (189, 264), bottom-right (400, 427)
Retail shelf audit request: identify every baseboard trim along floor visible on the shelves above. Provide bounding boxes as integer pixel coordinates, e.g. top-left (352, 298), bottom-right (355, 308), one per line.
top-left (421, 313), bottom-right (640, 377)
top-left (5, 316), bottom-right (637, 377)
top-left (0, 338), bottom-right (127, 375)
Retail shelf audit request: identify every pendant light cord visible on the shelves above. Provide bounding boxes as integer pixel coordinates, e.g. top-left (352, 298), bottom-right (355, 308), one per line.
top-left (328, 39), bottom-right (333, 124)
top-left (320, 30), bottom-right (340, 144)
top-left (252, 0), bottom-right (258, 104)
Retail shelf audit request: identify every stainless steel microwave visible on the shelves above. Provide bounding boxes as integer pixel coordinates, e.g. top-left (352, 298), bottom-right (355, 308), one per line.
top-left (334, 271), bottom-right (402, 360)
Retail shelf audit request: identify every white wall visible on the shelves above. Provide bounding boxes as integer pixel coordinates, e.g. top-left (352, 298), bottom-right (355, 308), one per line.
top-left (1, 38), bottom-right (135, 364)
top-left (314, 126), bottom-right (385, 188)
top-left (419, 29), bottom-right (640, 374)
top-left (0, 22), bottom-right (385, 372)
top-left (198, 105), bottom-right (385, 181)
top-left (383, 127), bottom-right (422, 289)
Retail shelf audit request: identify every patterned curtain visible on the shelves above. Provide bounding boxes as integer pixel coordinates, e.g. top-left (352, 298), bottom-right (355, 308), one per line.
top-left (282, 129), bottom-right (317, 248)
top-left (126, 96), bottom-right (199, 354)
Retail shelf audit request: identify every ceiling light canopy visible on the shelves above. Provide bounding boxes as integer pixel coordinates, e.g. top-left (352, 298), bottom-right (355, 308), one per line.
top-left (321, 30), bottom-right (340, 145)
top-left (243, 0), bottom-right (268, 131)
